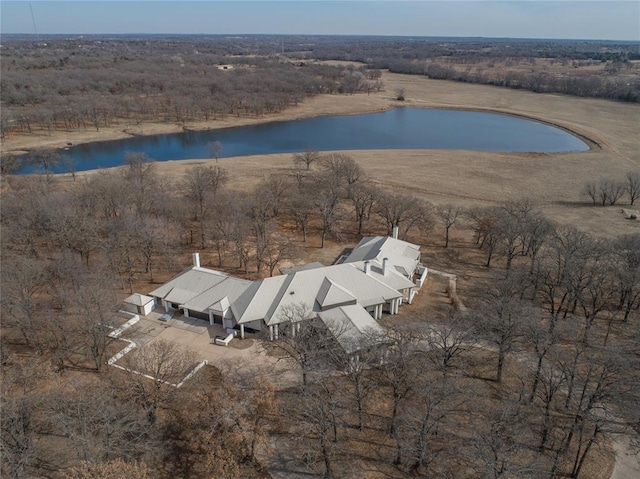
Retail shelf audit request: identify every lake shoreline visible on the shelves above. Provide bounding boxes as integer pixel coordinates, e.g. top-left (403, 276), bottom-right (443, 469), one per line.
top-left (1, 84), bottom-right (600, 162)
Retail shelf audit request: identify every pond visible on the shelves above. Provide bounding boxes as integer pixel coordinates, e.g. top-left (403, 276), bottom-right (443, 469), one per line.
top-left (17, 107), bottom-right (589, 173)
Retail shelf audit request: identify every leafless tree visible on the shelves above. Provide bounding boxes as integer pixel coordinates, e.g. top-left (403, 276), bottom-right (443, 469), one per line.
top-left (288, 192), bottom-right (314, 242)
top-left (45, 378), bottom-right (151, 464)
top-left (312, 178), bottom-right (344, 248)
top-left (436, 204), bottom-right (463, 248)
top-left (584, 180), bottom-right (598, 206)
top-left (475, 275), bottom-right (533, 382)
top-left (0, 357), bottom-right (52, 479)
top-left (626, 171), bottom-right (640, 205)
top-left (60, 459), bottom-right (151, 479)
top-left (612, 234), bottom-right (640, 322)
top-left (600, 178), bottom-right (626, 206)
top-left (297, 380), bottom-right (342, 478)
top-left (349, 182), bottom-right (379, 235)
top-left (376, 192), bottom-right (433, 240)
top-left (425, 312), bottom-right (474, 378)
top-left (293, 147), bottom-right (321, 170)
top-left (182, 165), bottom-right (228, 220)
top-left (116, 340), bottom-right (199, 425)
top-left (207, 140), bottom-right (223, 163)
top-left (263, 236), bottom-right (297, 277)
top-left (266, 304), bottom-right (339, 387)
top-left (1, 256), bottom-right (48, 347)
top-left (319, 153), bottom-right (365, 193)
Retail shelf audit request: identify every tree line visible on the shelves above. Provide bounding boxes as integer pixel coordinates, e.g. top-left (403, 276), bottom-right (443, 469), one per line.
top-left (0, 37), bottom-right (383, 140)
top-left (584, 171), bottom-right (640, 206)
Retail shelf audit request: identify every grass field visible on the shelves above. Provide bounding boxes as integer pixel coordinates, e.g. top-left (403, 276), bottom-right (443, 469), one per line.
top-left (4, 70), bottom-right (639, 237)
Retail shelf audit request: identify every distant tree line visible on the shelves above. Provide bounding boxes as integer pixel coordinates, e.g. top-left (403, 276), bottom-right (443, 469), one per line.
top-left (304, 36), bottom-right (640, 102)
top-left (0, 37), bottom-right (383, 140)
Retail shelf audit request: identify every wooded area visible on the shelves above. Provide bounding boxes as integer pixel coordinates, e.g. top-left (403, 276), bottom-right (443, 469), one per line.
top-left (1, 148), bottom-right (638, 478)
top-left (1, 33), bottom-right (639, 479)
top-left (1, 34), bottom-right (638, 144)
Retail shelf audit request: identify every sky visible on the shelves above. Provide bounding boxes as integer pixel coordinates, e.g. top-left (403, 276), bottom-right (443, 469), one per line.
top-left (1, 1), bottom-right (638, 41)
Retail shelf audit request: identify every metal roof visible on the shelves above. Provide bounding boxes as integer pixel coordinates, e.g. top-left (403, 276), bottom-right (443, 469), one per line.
top-left (319, 305), bottom-right (388, 355)
top-left (316, 278), bottom-right (357, 310)
top-left (148, 266), bottom-right (228, 302)
top-left (182, 276), bottom-right (253, 313)
top-left (235, 263), bottom-right (402, 326)
top-left (124, 293), bottom-right (155, 307)
top-left (342, 236), bottom-right (421, 279)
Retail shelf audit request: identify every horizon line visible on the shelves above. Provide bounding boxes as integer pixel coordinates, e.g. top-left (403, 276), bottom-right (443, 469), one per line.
top-left (1, 32), bottom-right (638, 43)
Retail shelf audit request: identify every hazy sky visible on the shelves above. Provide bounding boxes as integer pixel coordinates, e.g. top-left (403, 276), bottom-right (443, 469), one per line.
top-left (1, 1), bottom-right (638, 41)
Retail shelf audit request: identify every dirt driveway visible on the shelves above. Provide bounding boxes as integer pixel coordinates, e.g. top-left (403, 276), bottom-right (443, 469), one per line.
top-left (129, 310), bottom-right (298, 386)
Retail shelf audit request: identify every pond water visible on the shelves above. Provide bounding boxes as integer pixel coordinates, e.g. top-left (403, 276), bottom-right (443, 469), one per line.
top-left (18, 107), bottom-right (589, 173)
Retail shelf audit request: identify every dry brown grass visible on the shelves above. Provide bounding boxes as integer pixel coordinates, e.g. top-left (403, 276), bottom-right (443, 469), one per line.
top-left (8, 70), bottom-right (638, 237)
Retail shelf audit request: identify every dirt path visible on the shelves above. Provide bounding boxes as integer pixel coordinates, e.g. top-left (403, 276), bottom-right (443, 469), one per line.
top-left (610, 434), bottom-right (640, 479)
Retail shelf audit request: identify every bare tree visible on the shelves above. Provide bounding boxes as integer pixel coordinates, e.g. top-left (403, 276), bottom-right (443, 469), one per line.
top-left (475, 276), bottom-right (532, 382)
top-left (376, 192), bottom-right (433, 240)
top-left (584, 180), bottom-right (598, 206)
top-left (288, 192), bottom-right (313, 242)
top-left (312, 178), bottom-right (343, 248)
top-left (436, 204), bottom-right (463, 248)
top-left (319, 153), bottom-right (365, 193)
top-left (60, 459), bottom-right (151, 479)
top-left (1, 256), bottom-right (48, 347)
top-left (116, 340), bottom-right (199, 425)
top-left (297, 380), bottom-right (342, 478)
top-left (425, 312), bottom-right (474, 378)
top-left (293, 147), bottom-right (321, 170)
top-left (600, 178), bottom-right (626, 206)
top-left (626, 171), bottom-right (640, 205)
top-left (182, 165), bottom-right (229, 220)
top-left (349, 182), bottom-right (379, 235)
top-left (612, 234), bottom-right (640, 322)
top-left (207, 140), bottom-right (223, 163)
top-left (266, 305), bottom-right (339, 387)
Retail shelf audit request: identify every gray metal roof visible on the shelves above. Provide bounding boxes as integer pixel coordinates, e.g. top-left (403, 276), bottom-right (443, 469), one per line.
top-left (182, 276), bottom-right (253, 313)
top-left (319, 305), bottom-right (388, 355)
top-left (124, 293), bottom-right (155, 307)
top-left (235, 263), bottom-right (402, 326)
top-left (279, 262), bottom-right (325, 274)
top-left (343, 236), bottom-right (420, 279)
top-left (148, 266), bottom-right (228, 302)
top-left (316, 278), bottom-right (357, 310)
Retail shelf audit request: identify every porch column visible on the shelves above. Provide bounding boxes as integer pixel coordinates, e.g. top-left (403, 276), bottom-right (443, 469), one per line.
top-left (240, 324), bottom-right (245, 339)
top-left (184, 308), bottom-right (190, 318)
top-left (291, 322), bottom-right (296, 338)
top-left (274, 324), bottom-right (279, 340)
top-left (269, 325), bottom-right (274, 341)
top-left (208, 311), bottom-right (214, 326)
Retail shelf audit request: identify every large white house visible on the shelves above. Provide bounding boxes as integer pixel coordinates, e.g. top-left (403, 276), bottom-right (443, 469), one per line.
top-left (147, 233), bottom-right (428, 350)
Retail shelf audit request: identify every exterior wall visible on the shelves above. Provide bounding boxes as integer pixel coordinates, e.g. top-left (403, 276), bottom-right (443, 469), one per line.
top-left (142, 301), bottom-right (154, 316)
top-left (122, 303), bottom-right (138, 315)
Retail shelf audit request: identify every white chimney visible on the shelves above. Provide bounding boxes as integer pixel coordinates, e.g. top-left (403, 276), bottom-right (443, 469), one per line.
top-left (392, 226), bottom-right (399, 239)
top-left (192, 252), bottom-right (200, 268)
top-left (364, 261), bottom-right (371, 275)
top-left (382, 257), bottom-right (388, 275)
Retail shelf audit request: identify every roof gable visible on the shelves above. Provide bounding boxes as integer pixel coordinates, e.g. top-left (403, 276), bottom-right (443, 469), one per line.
top-left (316, 278), bottom-right (357, 310)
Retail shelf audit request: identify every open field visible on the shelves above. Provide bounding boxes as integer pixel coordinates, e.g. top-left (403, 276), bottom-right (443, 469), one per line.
top-left (22, 69), bottom-right (639, 237)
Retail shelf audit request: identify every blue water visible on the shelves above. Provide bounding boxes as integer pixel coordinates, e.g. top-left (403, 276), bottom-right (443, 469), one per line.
top-left (17, 107), bottom-right (589, 173)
